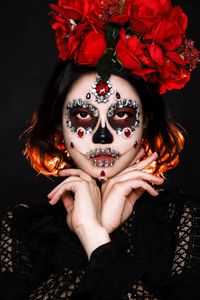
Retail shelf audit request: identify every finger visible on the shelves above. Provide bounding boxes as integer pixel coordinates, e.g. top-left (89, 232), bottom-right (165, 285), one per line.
top-left (62, 194), bottom-right (74, 214)
top-left (59, 168), bottom-right (94, 183)
top-left (133, 152), bottom-right (158, 170)
top-left (119, 152), bottom-right (158, 176)
top-left (115, 179), bottom-right (159, 198)
top-left (115, 148), bottom-right (145, 178)
top-left (128, 148), bottom-right (145, 167)
top-left (130, 179), bottom-right (159, 196)
top-left (116, 170), bottom-right (164, 186)
top-left (48, 176), bottom-right (81, 198)
top-left (121, 187), bottom-right (144, 223)
top-left (102, 170), bottom-right (163, 202)
top-left (101, 180), bottom-right (159, 227)
top-left (49, 179), bottom-right (80, 205)
top-left (48, 176), bottom-right (82, 199)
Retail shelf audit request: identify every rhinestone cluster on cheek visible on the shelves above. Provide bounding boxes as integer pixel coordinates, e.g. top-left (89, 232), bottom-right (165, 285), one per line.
top-left (107, 99), bottom-right (141, 138)
top-left (91, 77), bottom-right (114, 103)
top-left (65, 99), bottom-right (99, 136)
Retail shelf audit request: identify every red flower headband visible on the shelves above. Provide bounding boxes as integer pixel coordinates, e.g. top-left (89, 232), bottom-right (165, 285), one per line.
top-left (50, 0), bottom-right (199, 94)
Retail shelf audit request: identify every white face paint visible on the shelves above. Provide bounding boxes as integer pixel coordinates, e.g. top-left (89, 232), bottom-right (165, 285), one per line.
top-left (62, 73), bottom-right (144, 181)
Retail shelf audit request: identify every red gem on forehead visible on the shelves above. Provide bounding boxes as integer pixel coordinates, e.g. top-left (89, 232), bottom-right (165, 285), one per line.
top-left (86, 92), bottom-right (91, 99)
top-left (96, 80), bottom-right (109, 96)
top-left (77, 128), bottom-right (85, 138)
top-left (116, 92), bottom-right (121, 99)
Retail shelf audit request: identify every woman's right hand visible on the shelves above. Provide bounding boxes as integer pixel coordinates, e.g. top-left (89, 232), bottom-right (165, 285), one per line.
top-left (47, 169), bottom-right (101, 233)
top-left (47, 169), bottom-right (111, 259)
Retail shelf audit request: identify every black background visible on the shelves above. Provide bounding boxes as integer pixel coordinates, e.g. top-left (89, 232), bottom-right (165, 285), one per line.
top-left (0, 0), bottom-right (200, 210)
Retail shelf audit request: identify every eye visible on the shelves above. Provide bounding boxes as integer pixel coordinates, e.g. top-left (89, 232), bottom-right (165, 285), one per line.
top-left (76, 111), bottom-right (91, 120)
top-left (114, 112), bottom-right (129, 120)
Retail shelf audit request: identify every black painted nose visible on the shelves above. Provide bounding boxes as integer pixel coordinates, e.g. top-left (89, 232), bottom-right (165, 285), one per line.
top-left (92, 124), bottom-right (113, 144)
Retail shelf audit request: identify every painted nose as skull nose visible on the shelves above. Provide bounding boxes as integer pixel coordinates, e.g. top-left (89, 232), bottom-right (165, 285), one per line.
top-left (92, 124), bottom-right (113, 144)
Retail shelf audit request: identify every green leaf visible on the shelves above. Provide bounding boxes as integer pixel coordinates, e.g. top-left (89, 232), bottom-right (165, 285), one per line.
top-left (96, 23), bottom-right (121, 81)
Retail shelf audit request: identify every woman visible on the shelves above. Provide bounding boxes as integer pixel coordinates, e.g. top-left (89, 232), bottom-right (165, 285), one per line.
top-left (0, 0), bottom-right (200, 299)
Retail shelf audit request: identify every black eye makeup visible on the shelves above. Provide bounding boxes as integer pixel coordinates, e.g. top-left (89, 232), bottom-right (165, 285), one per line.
top-left (107, 99), bottom-right (141, 136)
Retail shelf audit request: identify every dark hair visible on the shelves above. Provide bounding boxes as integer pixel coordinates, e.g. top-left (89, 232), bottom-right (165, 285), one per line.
top-left (24, 61), bottom-right (185, 176)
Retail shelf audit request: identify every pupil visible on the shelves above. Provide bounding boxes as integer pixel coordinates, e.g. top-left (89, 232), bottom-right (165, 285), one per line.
top-left (117, 112), bottom-right (125, 117)
top-left (80, 112), bottom-right (88, 118)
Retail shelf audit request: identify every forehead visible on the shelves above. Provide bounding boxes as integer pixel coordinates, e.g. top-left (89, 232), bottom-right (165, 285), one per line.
top-left (65, 73), bottom-right (141, 108)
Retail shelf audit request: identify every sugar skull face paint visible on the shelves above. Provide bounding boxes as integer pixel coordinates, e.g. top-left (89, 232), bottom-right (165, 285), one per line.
top-left (65, 100), bottom-right (99, 137)
top-left (107, 99), bottom-right (141, 138)
top-left (62, 73), bottom-right (144, 180)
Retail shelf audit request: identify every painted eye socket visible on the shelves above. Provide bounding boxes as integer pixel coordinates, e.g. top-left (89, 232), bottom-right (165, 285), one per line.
top-left (108, 107), bottom-right (138, 131)
top-left (76, 111), bottom-right (91, 120)
top-left (114, 112), bottom-right (130, 120)
top-left (69, 107), bottom-right (98, 131)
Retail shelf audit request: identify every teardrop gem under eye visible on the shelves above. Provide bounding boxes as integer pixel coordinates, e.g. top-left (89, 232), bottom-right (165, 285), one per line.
top-left (123, 128), bottom-right (132, 138)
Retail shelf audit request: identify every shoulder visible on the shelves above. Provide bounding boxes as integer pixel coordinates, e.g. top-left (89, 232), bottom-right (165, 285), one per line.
top-left (157, 189), bottom-right (200, 220)
top-left (0, 201), bottom-right (67, 238)
top-left (143, 188), bottom-right (200, 219)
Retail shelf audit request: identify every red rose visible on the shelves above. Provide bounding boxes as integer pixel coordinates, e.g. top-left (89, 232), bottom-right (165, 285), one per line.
top-left (129, 0), bottom-right (171, 39)
top-left (58, 0), bottom-right (92, 22)
top-left (50, 4), bottom-right (80, 60)
top-left (127, 0), bottom-right (187, 51)
top-left (116, 29), bottom-right (156, 78)
top-left (50, 1), bottom-right (94, 60)
top-left (75, 31), bottom-right (107, 66)
top-left (149, 42), bottom-right (165, 66)
top-left (152, 7), bottom-right (187, 51)
top-left (157, 59), bottom-right (190, 93)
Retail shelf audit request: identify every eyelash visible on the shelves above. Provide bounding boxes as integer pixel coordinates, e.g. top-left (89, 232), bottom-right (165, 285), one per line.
top-left (114, 112), bottom-right (132, 120)
top-left (75, 112), bottom-right (91, 120)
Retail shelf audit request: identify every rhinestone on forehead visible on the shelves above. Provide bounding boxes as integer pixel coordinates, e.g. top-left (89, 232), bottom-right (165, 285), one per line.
top-left (91, 77), bottom-right (114, 103)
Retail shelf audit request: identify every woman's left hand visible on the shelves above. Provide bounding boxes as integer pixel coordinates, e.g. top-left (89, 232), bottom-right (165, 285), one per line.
top-left (100, 152), bottom-right (164, 233)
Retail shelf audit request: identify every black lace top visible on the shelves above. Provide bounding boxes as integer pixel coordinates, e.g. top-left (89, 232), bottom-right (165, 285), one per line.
top-left (0, 190), bottom-right (200, 300)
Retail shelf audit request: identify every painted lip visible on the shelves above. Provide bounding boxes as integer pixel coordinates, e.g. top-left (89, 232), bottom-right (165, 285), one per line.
top-left (85, 147), bottom-right (121, 167)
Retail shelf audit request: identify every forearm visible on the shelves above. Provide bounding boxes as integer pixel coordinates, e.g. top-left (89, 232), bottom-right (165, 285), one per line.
top-left (76, 224), bottom-right (111, 260)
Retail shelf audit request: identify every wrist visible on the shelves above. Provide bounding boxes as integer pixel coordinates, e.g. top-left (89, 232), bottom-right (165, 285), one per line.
top-left (76, 223), bottom-right (111, 260)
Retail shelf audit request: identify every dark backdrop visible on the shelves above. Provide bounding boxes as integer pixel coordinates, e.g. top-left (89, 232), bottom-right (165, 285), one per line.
top-left (0, 0), bottom-right (200, 210)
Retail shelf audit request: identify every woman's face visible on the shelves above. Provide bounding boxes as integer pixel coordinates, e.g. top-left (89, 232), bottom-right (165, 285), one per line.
top-left (62, 73), bottom-right (144, 181)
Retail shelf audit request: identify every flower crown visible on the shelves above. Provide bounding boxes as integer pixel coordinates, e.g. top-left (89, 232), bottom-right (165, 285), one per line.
top-left (50, 0), bottom-right (199, 94)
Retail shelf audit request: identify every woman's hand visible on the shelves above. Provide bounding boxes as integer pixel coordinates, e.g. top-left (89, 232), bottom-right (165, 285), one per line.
top-left (100, 150), bottom-right (164, 233)
top-left (48, 169), bottom-right (101, 232)
top-left (47, 169), bottom-right (111, 259)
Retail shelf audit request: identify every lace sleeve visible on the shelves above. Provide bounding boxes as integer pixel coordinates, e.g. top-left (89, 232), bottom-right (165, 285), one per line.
top-left (156, 196), bottom-right (200, 299)
top-left (0, 204), bottom-right (32, 299)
